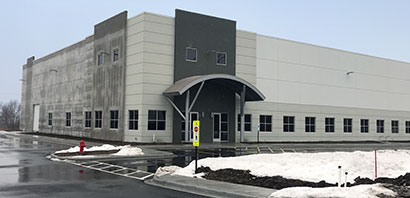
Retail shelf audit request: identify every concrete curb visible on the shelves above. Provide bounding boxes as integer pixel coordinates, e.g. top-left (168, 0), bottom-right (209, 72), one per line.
top-left (146, 174), bottom-right (276, 198)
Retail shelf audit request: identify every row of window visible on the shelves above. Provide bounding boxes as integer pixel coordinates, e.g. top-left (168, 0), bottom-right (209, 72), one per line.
top-left (186, 47), bottom-right (227, 65)
top-left (47, 110), bottom-right (166, 131)
top-left (238, 114), bottom-right (410, 134)
top-left (97, 48), bottom-right (119, 65)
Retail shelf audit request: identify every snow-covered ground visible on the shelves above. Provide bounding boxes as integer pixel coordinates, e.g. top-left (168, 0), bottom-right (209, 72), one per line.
top-left (270, 184), bottom-right (396, 198)
top-left (165, 150), bottom-right (410, 198)
top-left (55, 144), bottom-right (144, 157)
top-left (174, 150), bottom-right (410, 184)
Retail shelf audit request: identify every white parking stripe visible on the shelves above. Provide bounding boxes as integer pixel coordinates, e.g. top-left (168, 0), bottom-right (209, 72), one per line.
top-left (63, 160), bottom-right (154, 181)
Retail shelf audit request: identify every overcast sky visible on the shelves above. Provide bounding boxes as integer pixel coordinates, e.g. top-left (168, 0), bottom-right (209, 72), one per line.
top-left (1, 0), bottom-right (409, 103)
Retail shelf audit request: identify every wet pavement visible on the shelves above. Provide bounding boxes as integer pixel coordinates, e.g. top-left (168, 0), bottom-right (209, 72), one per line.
top-left (0, 132), bottom-right (205, 198)
top-left (3, 131), bottom-right (410, 198)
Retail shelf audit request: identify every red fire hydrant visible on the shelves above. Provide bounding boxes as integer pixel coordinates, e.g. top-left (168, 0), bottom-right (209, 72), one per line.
top-left (79, 140), bottom-right (86, 155)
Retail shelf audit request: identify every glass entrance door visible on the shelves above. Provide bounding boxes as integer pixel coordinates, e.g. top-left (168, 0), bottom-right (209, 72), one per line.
top-left (213, 113), bottom-right (228, 142)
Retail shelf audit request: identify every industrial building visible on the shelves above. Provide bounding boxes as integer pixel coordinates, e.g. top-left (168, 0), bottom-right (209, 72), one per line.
top-left (20, 10), bottom-right (410, 143)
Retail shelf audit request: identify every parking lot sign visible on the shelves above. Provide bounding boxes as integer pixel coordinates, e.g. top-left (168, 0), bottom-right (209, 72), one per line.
top-left (193, 120), bottom-right (199, 147)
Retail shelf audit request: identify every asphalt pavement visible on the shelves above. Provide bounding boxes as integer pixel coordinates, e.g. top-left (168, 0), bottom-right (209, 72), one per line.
top-left (2, 131), bottom-right (410, 198)
top-left (0, 131), bottom-right (205, 198)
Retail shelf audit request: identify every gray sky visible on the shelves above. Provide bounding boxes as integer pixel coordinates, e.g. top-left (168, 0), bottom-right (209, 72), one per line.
top-left (1, 0), bottom-right (409, 103)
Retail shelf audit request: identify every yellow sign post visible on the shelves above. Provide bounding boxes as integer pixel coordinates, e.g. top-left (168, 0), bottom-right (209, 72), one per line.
top-left (192, 120), bottom-right (199, 173)
top-left (193, 120), bottom-right (200, 147)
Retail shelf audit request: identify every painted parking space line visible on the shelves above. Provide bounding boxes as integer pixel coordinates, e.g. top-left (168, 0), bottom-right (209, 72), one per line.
top-left (280, 148), bottom-right (285, 153)
top-left (268, 147), bottom-right (274, 153)
top-left (291, 149), bottom-right (297, 153)
top-left (66, 160), bottom-right (154, 181)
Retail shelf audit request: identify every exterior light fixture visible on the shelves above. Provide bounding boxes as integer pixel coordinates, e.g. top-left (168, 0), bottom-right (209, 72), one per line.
top-left (346, 71), bottom-right (354, 75)
top-left (50, 69), bottom-right (58, 73)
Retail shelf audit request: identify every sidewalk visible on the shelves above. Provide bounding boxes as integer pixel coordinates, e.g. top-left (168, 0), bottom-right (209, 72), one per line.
top-left (147, 174), bottom-right (276, 198)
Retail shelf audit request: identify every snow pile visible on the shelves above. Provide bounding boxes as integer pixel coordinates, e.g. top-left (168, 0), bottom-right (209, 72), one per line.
top-left (112, 145), bottom-right (143, 156)
top-left (269, 184), bottom-right (396, 198)
top-left (155, 166), bottom-right (182, 177)
top-left (174, 150), bottom-right (410, 184)
top-left (55, 144), bottom-right (144, 156)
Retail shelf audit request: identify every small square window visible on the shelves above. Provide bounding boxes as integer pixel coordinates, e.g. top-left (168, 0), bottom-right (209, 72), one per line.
top-left (97, 54), bottom-right (103, 65)
top-left (113, 49), bottom-right (119, 62)
top-left (148, 110), bottom-right (166, 130)
top-left (216, 52), bottom-right (227, 66)
top-left (186, 47), bottom-right (197, 62)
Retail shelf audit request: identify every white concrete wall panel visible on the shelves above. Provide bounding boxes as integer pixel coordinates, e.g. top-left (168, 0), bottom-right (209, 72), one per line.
top-left (256, 35), bottom-right (410, 112)
top-left (125, 13), bottom-right (174, 142)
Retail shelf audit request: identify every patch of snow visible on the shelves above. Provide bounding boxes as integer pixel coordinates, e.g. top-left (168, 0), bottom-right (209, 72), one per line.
top-left (155, 166), bottom-right (182, 177)
top-left (54, 144), bottom-right (144, 156)
top-left (112, 145), bottom-right (143, 156)
top-left (269, 184), bottom-right (396, 198)
top-left (174, 150), bottom-right (410, 184)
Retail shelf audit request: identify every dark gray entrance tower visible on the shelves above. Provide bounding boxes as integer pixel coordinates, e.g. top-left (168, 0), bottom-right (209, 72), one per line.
top-left (172, 10), bottom-right (237, 143)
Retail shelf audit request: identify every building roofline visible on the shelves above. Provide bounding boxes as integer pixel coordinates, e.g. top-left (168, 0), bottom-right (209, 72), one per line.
top-left (33, 35), bottom-right (94, 64)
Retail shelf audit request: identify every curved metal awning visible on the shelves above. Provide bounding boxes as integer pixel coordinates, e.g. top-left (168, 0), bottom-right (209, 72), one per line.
top-left (163, 74), bottom-right (265, 101)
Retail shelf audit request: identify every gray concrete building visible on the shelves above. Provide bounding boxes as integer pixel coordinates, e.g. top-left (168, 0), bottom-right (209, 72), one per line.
top-left (21, 10), bottom-right (410, 143)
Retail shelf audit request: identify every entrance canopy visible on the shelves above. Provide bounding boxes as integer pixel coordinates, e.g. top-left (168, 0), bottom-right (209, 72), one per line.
top-left (163, 74), bottom-right (265, 101)
top-left (163, 74), bottom-right (265, 143)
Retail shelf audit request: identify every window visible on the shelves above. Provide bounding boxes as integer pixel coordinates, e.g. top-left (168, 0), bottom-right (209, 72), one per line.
top-left (259, 115), bottom-right (272, 132)
top-left (66, 112), bottom-right (71, 127)
top-left (377, 120), bottom-right (384, 133)
top-left (113, 49), bottom-right (119, 62)
top-left (392, 120), bottom-right (399, 133)
top-left (97, 54), bottom-right (103, 65)
top-left (95, 111), bottom-right (102, 128)
top-left (129, 110), bottom-right (138, 130)
top-left (110, 110), bottom-right (119, 129)
top-left (84, 111), bottom-right (91, 128)
top-left (283, 116), bottom-right (295, 132)
top-left (237, 114), bottom-right (251, 131)
top-left (406, 121), bottom-right (410, 134)
top-left (216, 52), bottom-right (227, 66)
top-left (148, 110), bottom-right (166, 130)
top-left (186, 47), bottom-right (197, 62)
top-left (361, 119), bottom-right (369, 133)
top-left (325, 117), bottom-right (335, 133)
top-left (48, 113), bottom-right (52, 126)
top-left (305, 117), bottom-right (315, 132)
top-left (344, 118), bottom-right (352, 133)
top-left (221, 113), bottom-right (229, 141)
